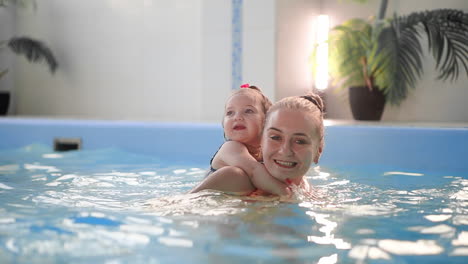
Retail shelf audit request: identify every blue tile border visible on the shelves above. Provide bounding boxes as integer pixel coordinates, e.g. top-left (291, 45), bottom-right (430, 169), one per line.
top-left (232, 0), bottom-right (243, 90)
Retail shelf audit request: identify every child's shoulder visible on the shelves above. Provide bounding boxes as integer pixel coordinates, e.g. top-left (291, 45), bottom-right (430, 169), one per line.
top-left (221, 140), bottom-right (247, 149)
top-left (218, 140), bottom-right (249, 154)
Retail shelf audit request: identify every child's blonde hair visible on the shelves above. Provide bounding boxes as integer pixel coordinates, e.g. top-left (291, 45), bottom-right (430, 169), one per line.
top-left (226, 85), bottom-right (272, 115)
top-left (266, 93), bottom-right (325, 147)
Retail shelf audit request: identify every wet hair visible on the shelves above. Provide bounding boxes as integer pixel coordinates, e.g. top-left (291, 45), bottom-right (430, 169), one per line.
top-left (265, 92), bottom-right (325, 147)
top-left (226, 85), bottom-right (272, 115)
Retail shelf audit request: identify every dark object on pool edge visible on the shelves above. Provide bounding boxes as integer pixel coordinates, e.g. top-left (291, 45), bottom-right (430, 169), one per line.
top-left (54, 138), bottom-right (82, 151)
top-left (0, 91), bottom-right (10, 115)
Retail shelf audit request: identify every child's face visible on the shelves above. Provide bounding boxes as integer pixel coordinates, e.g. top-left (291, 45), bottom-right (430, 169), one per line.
top-left (261, 108), bottom-right (321, 183)
top-left (223, 93), bottom-right (265, 146)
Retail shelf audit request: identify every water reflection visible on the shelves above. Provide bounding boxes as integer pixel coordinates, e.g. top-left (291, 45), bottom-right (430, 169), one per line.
top-left (378, 239), bottom-right (444, 255)
top-left (1, 144), bottom-right (468, 263)
top-left (349, 244), bottom-right (391, 260)
top-left (317, 253), bottom-right (338, 264)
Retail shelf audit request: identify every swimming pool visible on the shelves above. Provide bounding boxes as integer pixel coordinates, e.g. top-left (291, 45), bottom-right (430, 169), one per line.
top-left (1, 118), bottom-right (467, 263)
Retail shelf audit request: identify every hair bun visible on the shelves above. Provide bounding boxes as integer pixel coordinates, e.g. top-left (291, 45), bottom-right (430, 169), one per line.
top-left (301, 94), bottom-right (324, 113)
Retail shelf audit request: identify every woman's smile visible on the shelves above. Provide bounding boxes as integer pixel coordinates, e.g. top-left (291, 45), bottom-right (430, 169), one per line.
top-left (274, 159), bottom-right (297, 168)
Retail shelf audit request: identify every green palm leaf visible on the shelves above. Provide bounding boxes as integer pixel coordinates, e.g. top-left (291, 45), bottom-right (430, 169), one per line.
top-left (328, 18), bottom-right (376, 91)
top-left (377, 9), bottom-right (468, 105)
top-left (422, 10), bottom-right (468, 80)
top-left (8, 37), bottom-right (58, 73)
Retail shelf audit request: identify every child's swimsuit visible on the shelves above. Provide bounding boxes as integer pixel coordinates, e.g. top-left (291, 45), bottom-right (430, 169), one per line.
top-left (206, 141), bottom-right (229, 176)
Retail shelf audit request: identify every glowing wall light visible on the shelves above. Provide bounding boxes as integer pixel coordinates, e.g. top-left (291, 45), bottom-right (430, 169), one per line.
top-left (314, 15), bottom-right (329, 90)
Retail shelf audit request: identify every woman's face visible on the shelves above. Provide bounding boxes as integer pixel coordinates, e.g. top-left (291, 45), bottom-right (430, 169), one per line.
top-left (261, 108), bottom-right (321, 184)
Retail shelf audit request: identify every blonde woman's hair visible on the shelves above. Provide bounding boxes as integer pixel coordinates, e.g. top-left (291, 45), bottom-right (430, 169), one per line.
top-left (266, 93), bottom-right (325, 147)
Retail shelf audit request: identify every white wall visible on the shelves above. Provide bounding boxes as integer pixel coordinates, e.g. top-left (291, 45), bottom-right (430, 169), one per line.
top-left (14, 0), bottom-right (207, 121)
top-left (275, 0), bottom-right (322, 100)
top-left (243, 0), bottom-right (276, 101)
top-left (201, 0), bottom-right (231, 122)
top-left (7, 0), bottom-right (468, 123)
top-left (10, 0), bottom-right (278, 122)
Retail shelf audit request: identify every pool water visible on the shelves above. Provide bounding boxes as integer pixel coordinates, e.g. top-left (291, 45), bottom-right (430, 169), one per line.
top-left (1, 144), bottom-right (467, 263)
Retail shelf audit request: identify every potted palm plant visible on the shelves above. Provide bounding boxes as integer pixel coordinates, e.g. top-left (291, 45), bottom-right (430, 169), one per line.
top-left (1, 0), bottom-right (57, 115)
top-left (324, 1), bottom-right (468, 120)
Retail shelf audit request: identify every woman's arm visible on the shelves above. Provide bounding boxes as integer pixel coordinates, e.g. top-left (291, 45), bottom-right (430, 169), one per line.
top-left (211, 141), bottom-right (290, 196)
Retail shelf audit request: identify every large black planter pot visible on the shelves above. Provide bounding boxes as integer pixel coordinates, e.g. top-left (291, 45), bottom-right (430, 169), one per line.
top-left (0, 91), bottom-right (10, 116)
top-left (349, 86), bottom-right (386, 121)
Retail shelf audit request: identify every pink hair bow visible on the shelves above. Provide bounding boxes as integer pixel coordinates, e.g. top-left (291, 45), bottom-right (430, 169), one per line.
top-left (240, 83), bottom-right (250, 88)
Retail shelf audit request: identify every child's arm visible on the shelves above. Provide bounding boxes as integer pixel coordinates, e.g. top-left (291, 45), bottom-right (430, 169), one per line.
top-left (251, 163), bottom-right (291, 196)
top-left (212, 141), bottom-right (290, 196)
top-left (189, 166), bottom-right (256, 195)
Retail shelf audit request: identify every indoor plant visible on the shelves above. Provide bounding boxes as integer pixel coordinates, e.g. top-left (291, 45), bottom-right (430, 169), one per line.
top-left (0, 0), bottom-right (57, 115)
top-left (324, 1), bottom-right (468, 120)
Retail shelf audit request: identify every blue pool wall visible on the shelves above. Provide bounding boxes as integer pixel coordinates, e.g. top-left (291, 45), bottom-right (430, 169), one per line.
top-left (0, 118), bottom-right (224, 165)
top-left (1, 118), bottom-right (467, 174)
